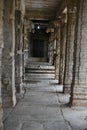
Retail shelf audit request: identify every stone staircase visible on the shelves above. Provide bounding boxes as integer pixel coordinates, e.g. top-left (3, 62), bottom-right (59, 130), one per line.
top-left (24, 61), bottom-right (55, 82)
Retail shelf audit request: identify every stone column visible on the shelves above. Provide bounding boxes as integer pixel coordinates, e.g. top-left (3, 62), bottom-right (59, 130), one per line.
top-left (19, 15), bottom-right (24, 94)
top-left (48, 32), bottom-right (54, 65)
top-left (15, 10), bottom-right (24, 94)
top-left (63, 2), bottom-right (77, 93)
top-left (59, 16), bottom-right (67, 84)
top-left (0, 0), bottom-right (3, 129)
top-left (70, 0), bottom-right (87, 106)
top-left (24, 20), bottom-right (30, 65)
top-left (55, 22), bottom-right (60, 80)
top-left (1, 0), bottom-right (16, 107)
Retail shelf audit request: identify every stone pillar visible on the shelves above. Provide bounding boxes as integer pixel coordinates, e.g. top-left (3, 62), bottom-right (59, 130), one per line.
top-left (70, 0), bottom-right (87, 106)
top-left (48, 32), bottom-right (54, 65)
top-left (63, 2), bottom-right (77, 93)
top-left (15, 0), bottom-right (25, 94)
top-left (19, 15), bottom-right (24, 94)
top-left (55, 22), bottom-right (60, 80)
top-left (1, 0), bottom-right (16, 107)
top-left (24, 20), bottom-right (30, 65)
top-left (59, 16), bottom-right (67, 84)
top-left (15, 10), bottom-right (24, 94)
top-left (0, 0), bottom-right (3, 129)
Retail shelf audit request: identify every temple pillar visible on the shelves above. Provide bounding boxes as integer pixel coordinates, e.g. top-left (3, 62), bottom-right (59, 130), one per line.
top-left (59, 15), bottom-right (67, 84)
top-left (63, 1), bottom-right (77, 93)
top-left (0, 0), bottom-right (3, 129)
top-left (1, 0), bottom-right (16, 108)
top-left (70, 0), bottom-right (87, 106)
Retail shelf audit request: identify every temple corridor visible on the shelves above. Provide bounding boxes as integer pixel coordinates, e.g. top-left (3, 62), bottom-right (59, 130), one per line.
top-left (0, 0), bottom-right (87, 129)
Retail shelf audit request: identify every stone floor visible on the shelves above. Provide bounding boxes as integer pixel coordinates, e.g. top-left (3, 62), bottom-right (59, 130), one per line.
top-left (3, 79), bottom-right (87, 130)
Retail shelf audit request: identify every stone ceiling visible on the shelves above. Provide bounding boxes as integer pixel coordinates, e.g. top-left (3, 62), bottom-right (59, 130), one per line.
top-left (25, 0), bottom-right (63, 20)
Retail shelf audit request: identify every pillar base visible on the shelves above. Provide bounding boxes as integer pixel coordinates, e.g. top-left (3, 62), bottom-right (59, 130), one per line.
top-left (70, 99), bottom-right (87, 106)
top-left (63, 84), bottom-right (71, 94)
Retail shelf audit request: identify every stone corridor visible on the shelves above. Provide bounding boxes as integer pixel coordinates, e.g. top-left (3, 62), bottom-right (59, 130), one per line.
top-left (3, 78), bottom-right (87, 130)
top-left (1, 0), bottom-right (87, 129)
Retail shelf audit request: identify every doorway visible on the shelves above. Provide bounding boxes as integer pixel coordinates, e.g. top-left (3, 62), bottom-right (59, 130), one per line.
top-left (32, 39), bottom-right (45, 57)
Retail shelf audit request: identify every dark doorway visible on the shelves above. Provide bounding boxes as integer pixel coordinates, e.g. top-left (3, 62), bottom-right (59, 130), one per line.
top-left (32, 39), bottom-right (44, 57)
top-left (30, 21), bottom-right (50, 60)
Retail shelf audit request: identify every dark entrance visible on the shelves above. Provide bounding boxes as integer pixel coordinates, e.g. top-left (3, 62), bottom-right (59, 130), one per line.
top-left (32, 39), bottom-right (44, 57)
top-left (30, 21), bottom-right (50, 59)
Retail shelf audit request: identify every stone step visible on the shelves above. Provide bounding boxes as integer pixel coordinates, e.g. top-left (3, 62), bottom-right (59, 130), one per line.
top-left (25, 69), bottom-right (55, 74)
top-left (25, 65), bottom-right (55, 70)
top-left (26, 61), bottom-right (51, 65)
top-left (25, 73), bottom-right (55, 80)
top-left (27, 57), bottom-right (47, 62)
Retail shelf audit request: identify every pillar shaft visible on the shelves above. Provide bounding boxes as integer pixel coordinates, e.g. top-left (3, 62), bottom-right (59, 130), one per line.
top-left (24, 21), bottom-right (30, 66)
top-left (1, 0), bottom-right (16, 107)
top-left (49, 33), bottom-right (54, 65)
top-left (55, 25), bottom-right (60, 80)
top-left (15, 10), bottom-right (24, 93)
top-left (59, 20), bottom-right (66, 84)
top-left (63, 3), bottom-right (77, 93)
top-left (70, 0), bottom-right (87, 106)
top-left (0, 0), bottom-right (3, 129)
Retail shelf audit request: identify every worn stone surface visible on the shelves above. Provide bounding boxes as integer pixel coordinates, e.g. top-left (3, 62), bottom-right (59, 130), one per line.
top-left (3, 79), bottom-right (67, 130)
top-left (3, 79), bottom-right (87, 130)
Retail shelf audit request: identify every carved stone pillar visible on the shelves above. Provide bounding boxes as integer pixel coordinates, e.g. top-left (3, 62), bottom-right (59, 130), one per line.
top-left (70, 0), bottom-right (87, 106)
top-left (0, 0), bottom-right (3, 129)
top-left (55, 22), bottom-right (60, 80)
top-left (15, 0), bottom-right (25, 94)
top-left (1, 0), bottom-right (16, 107)
top-left (63, 2), bottom-right (77, 93)
top-left (15, 10), bottom-right (22, 93)
top-left (59, 15), bottom-right (67, 84)
top-left (24, 20), bottom-right (30, 66)
top-left (49, 32), bottom-right (54, 65)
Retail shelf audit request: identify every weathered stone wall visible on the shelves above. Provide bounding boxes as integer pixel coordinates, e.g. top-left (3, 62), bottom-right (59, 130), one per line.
top-left (70, 0), bottom-right (87, 106)
top-left (1, 0), bottom-right (16, 108)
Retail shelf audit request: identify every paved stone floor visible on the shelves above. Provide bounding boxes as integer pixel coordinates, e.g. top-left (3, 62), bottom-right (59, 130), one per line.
top-left (3, 80), bottom-right (87, 130)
